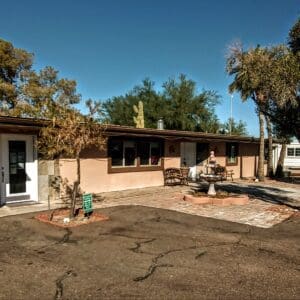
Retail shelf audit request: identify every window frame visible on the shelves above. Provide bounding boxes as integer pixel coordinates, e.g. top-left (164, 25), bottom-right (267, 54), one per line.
top-left (226, 142), bottom-right (239, 166)
top-left (108, 138), bottom-right (164, 173)
top-left (287, 147), bottom-right (300, 158)
top-left (138, 141), bottom-right (162, 167)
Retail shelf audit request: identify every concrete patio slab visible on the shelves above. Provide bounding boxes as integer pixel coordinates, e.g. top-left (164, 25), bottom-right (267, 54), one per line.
top-left (0, 180), bottom-right (298, 229)
top-left (219, 179), bottom-right (300, 209)
top-left (94, 184), bottom-right (297, 228)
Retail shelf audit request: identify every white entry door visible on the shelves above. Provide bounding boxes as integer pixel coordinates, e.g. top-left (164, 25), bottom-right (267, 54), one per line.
top-left (180, 142), bottom-right (197, 180)
top-left (0, 134), bottom-right (38, 204)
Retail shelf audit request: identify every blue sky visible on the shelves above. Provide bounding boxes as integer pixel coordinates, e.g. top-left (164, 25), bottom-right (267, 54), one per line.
top-left (1, 0), bottom-right (299, 136)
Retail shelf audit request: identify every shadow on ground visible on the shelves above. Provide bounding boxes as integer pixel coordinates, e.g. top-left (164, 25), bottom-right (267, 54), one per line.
top-left (209, 182), bottom-right (300, 209)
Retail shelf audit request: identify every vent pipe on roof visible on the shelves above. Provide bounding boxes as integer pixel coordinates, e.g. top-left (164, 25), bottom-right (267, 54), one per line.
top-left (157, 118), bottom-right (164, 130)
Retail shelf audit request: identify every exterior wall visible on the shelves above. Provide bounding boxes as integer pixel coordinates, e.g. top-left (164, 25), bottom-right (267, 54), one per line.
top-left (209, 142), bottom-right (241, 178)
top-left (38, 160), bottom-right (61, 206)
top-left (209, 142), bottom-right (227, 167)
top-left (59, 158), bottom-right (164, 194)
top-left (196, 141), bottom-right (259, 179)
top-left (164, 140), bottom-right (181, 168)
top-left (58, 139), bottom-right (261, 198)
top-left (239, 143), bottom-right (259, 178)
top-left (59, 140), bottom-right (182, 195)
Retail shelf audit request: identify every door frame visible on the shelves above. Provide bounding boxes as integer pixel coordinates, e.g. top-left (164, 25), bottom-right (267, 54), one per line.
top-left (0, 134), bottom-right (38, 204)
top-left (180, 142), bottom-right (196, 167)
top-left (180, 142), bottom-right (197, 180)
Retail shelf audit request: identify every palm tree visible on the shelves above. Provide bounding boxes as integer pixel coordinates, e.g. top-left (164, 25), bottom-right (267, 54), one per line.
top-left (226, 44), bottom-right (273, 181)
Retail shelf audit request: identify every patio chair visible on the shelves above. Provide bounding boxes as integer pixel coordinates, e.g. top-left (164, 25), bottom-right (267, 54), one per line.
top-left (215, 165), bottom-right (234, 182)
top-left (180, 167), bottom-right (190, 185)
top-left (164, 168), bottom-right (188, 186)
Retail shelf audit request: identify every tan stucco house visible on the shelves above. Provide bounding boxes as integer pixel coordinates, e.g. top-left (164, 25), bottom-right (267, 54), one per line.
top-left (0, 116), bottom-right (263, 207)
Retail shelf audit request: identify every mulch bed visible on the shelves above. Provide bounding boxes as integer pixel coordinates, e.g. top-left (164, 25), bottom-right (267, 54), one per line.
top-left (35, 208), bottom-right (109, 228)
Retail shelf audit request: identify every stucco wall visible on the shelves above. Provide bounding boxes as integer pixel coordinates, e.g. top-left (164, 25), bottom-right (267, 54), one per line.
top-left (164, 140), bottom-right (181, 168)
top-left (209, 142), bottom-right (241, 178)
top-left (58, 140), bottom-right (261, 197)
top-left (59, 158), bottom-right (164, 194)
top-left (239, 143), bottom-right (258, 178)
top-left (59, 140), bottom-right (183, 195)
top-left (209, 141), bottom-right (260, 179)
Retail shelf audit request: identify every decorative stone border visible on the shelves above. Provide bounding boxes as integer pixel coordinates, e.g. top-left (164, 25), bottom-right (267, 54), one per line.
top-left (35, 209), bottom-right (109, 228)
top-left (183, 194), bottom-right (249, 206)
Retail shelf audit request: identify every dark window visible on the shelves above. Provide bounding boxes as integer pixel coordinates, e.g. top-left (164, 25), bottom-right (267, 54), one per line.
top-left (287, 148), bottom-right (295, 157)
top-left (138, 142), bottom-right (161, 166)
top-left (109, 140), bottom-right (136, 167)
top-left (150, 142), bottom-right (161, 165)
top-left (109, 138), bottom-right (162, 170)
top-left (226, 143), bottom-right (238, 165)
top-left (124, 141), bottom-right (136, 166)
top-left (9, 141), bottom-right (26, 194)
top-left (138, 142), bottom-right (150, 165)
top-left (196, 143), bottom-right (209, 165)
top-left (110, 140), bottom-right (123, 166)
top-left (287, 147), bottom-right (300, 157)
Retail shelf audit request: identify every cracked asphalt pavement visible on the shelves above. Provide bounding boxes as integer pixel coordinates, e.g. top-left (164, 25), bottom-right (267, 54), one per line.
top-left (0, 205), bottom-right (299, 299)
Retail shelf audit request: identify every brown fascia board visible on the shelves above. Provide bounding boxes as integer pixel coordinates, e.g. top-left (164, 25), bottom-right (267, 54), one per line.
top-left (0, 116), bottom-right (47, 127)
top-left (0, 116), bottom-right (48, 133)
top-left (0, 117), bottom-right (260, 144)
top-left (105, 124), bottom-right (260, 144)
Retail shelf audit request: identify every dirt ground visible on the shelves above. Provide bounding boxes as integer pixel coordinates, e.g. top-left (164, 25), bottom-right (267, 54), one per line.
top-left (0, 205), bottom-right (299, 300)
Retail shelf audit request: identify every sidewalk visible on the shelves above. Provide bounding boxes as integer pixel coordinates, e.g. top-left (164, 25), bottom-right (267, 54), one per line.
top-left (0, 202), bottom-right (49, 218)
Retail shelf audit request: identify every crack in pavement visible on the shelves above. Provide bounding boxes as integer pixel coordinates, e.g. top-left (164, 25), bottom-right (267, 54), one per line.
top-left (133, 238), bottom-right (246, 282)
top-left (99, 232), bottom-right (157, 255)
top-left (195, 250), bottom-right (207, 259)
top-left (99, 232), bottom-right (154, 240)
top-left (128, 238), bottom-right (156, 253)
top-left (149, 215), bottom-right (161, 222)
top-left (58, 228), bottom-right (73, 244)
top-left (134, 263), bottom-right (173, 282)
top-left (54, 270), bottom-right (77, 300)
top-left (133, 246), bottom-right (197, 282)
top-left (134, 215), bottom-right (183, 226)
top-left (258, 247), bottom-right (275, 254)
top-left (256, 246), bottom-right (300, 265)
top-left (32, 228), bottom-right (77, 260)
top-left (204, 238), bottom-right (300, 266)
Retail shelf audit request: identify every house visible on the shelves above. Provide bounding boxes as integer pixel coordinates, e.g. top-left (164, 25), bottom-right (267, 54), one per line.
top-left (273, 137), bottom-right (300, 171)
top-left (0, 116), bottom-right (264, 207)
top-left (0, 117), bottom-right (41, 206)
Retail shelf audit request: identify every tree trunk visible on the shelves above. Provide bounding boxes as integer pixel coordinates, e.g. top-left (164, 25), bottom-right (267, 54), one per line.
top-left (70, 157), bottom-right (81, 218)
top-left (257, 110), bottom-right (265, 181)
top-left (275, 143), bottom-right (286, 178)
top-left (266, 115), bottom-right (273, 177)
